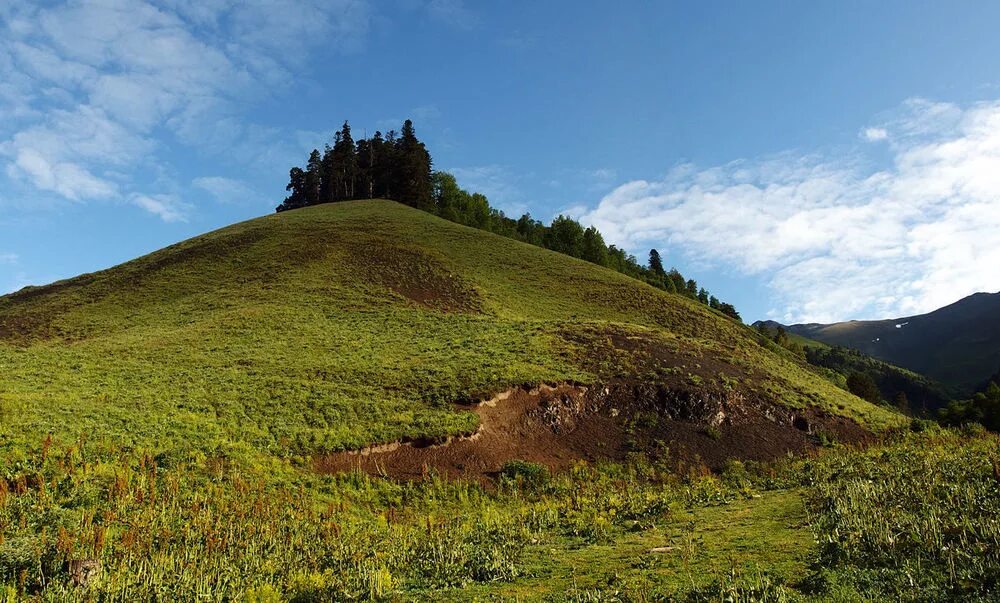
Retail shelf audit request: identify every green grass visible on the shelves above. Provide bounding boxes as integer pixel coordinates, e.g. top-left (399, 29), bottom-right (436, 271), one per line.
top-left (0, 201), bottom-right (900, 465)
top-left (0, 200), bottom-right (920, 600)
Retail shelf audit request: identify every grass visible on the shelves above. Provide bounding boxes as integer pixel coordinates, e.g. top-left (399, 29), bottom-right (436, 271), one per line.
top-left (0, 201), bottom-right (900, 462)
top-left (2, 426), bottom-right (995, 600)
top-left (0, 199), bottom-right (926, 600)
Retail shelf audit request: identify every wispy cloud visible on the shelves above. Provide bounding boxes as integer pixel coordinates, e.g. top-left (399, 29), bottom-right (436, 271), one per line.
top-left (0, 252), bottom-right (17, 264)
top-left (449, 164), bottom-right (529, 216)
top-left (0, 0), bottom-right (370, 218)
top-left (580, 98), bottom-right (1000, 323)
top-left (193, 176), bottom-right (263, 205)
top-left (130, 193), bottom-right (190, 223)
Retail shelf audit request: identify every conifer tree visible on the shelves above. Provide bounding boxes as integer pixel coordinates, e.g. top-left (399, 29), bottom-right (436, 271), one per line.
top-left (396, 120), bottom-right (433, 210)
top-left (305, 149), bottom-right (322, 206)
top-left (648, 249), bottom-right (665, 277)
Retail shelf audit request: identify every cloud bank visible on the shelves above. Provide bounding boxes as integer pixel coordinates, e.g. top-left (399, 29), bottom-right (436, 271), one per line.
top-left (580, 99), bottom-right (1000, 323)
top-left (0, 0), bottom-right (370, 220)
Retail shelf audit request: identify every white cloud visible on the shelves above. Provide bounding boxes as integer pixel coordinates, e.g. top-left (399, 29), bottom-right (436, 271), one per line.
top-left (0, 0), bottom-right (370, 211)
top-left (862, 127), bottom-right (888, 141)
top-left (130, 193), bottom-right (189, 223)
top-left (580, 98), bottom-right (1000, 323)
top-left (7, 148), bottom-right (117, 200)
top-left (0, 252), bottom-right (17, 264)
top-left (193, 176), bottom-right (261, 204)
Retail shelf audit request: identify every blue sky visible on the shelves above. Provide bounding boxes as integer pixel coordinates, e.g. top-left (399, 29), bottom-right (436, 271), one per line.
top-left (3, 1), bottom-right (1000, 323)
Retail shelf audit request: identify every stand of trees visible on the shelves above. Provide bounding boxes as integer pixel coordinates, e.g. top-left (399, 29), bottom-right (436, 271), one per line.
top-left (277, 120), bottom-right (741, 321)
top-left (939, 372), bottom-right (1000, 430)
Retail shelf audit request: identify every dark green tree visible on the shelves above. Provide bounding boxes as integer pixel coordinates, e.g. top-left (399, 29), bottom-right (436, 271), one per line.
top-left (581, 226), bottom-right (609, 266)
top-left (685, 278), bottom-right (698, 298)
top-left (847, 372), bottom-right (882, 404)
top-left (545, 215), bottom-right (585, 257)
top-left (276, 167), bottom-right (308, 211)
top-left (305, 149), bottom-right (322, 206)
top-left (396, 120), bottom-right (434, 210)
top-left (648, 249), bottom-right (665, 277)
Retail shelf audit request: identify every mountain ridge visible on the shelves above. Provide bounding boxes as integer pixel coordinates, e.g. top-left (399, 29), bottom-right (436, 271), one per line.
top-left (758, 291), bottom-right (1000, 395)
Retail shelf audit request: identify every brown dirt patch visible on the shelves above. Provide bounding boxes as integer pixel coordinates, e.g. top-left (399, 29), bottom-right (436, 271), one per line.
top-left (345, 240), bottom-right (481, 313)
top-left (314, 380), bottom-right (872, 481)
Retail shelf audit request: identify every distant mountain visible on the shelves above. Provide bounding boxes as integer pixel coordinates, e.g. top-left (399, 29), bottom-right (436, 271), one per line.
top-left (762, 292), bottom-right (1000, 395)
top-left (753, 321), bottom-right (952, 412)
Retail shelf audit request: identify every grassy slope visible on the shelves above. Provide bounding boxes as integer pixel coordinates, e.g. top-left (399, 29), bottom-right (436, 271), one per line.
top-left (0, 200), bottom-right (900, 465)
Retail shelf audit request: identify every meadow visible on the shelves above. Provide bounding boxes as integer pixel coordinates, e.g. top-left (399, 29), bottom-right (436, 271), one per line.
top-left (0, 426), bottom-right (996, 600)
top-left (0, 201), bottom-right (935, 601)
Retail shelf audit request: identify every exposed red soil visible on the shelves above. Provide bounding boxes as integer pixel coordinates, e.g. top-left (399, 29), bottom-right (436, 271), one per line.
top-left (314, 380), bottom-right (872, 481)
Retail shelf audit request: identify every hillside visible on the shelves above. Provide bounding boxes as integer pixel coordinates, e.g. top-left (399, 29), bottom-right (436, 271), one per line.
top-left (753, 320), bottom-right (953, 411)
top-left (0, 200), bottom-right (899, 476)
top-left (772, 292), bottom-right (1000, 395)
top-left (6, 200), bottom-right (996, 602)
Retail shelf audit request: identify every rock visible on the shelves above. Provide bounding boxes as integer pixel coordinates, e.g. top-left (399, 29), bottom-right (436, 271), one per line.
top-left (68, 558), bottom-right (101, 588)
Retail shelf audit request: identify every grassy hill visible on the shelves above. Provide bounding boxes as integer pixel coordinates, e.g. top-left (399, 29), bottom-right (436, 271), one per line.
top-left (1, 200), bottom-right (935, 600)
top-left (0, 201), bottom-right (899, 464)
top-left (779, 292), bottom-right (1000, 395)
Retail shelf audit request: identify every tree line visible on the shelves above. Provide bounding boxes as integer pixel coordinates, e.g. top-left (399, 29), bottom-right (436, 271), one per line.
top-left (277, 120), bottom-right (741, 321)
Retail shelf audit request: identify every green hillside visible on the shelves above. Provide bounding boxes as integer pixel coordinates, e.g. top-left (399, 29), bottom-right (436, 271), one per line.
top-left (0, 200), bottom-right (899, 465)
top-left (9, 200), bottom-right (1000, 602)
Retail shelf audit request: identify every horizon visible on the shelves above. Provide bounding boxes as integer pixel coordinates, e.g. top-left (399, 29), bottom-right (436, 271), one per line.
top-left (3, 1), bottom-right (1000, 323)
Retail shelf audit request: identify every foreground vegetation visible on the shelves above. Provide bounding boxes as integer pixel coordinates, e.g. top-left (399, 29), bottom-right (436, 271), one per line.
top-left (0, 427), bottom-right (996, 600)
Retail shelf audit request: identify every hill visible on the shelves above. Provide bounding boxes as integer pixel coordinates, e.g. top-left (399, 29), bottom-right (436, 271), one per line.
top-left (7, 200), bottom-right (997, 601)
top-left (0, 201), bottom-right (899, 476)
top-left (770, 292), bottom-right (1000, 395)
top-left (753, 320), bottom-right (953, 412)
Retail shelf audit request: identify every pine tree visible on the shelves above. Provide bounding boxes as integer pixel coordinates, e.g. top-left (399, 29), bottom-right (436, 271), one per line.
top-left (685, 278), bottom-right (698, 298)
top-left (396, 120), bottom-right (434, 210)
top-left (356, 138), bottom-right (374, 199)
top-left (334, 121), bottom-right (357, 200)
top-left (698, 287), bottom-right (709, 304)
top-left (277, 167), bottom-right (308, 211)
top-left (305, 149), bottom-right (322, 206)
top-left (648, 249), bottom-right (665, 277)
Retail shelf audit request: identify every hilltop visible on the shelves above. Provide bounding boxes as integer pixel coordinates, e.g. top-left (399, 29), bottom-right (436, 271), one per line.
top-left (0, 200), bottom-right (899, 477)
top-left (769, 292), bottom-right (1000, 395)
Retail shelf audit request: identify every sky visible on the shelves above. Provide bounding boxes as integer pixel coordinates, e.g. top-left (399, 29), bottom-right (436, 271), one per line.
top-left (2, 1), bottom-right (1000, 323)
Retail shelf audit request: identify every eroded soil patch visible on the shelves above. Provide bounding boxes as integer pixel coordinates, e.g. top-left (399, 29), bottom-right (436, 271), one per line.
top-left (345, 240), bottom-right (482, 313)
top-left (315, 379), bottom-right (871, 481)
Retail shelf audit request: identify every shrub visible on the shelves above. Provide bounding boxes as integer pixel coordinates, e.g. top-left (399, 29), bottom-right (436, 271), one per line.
top-left (498, 460), bottom-right (550, 492)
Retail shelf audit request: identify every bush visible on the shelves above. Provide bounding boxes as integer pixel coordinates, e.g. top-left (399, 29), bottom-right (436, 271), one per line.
top-left (498, 460), bottom-right (549, 492)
